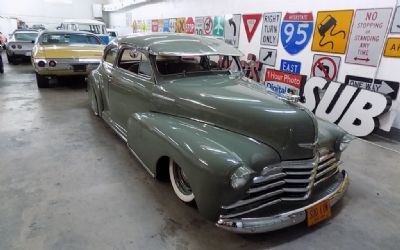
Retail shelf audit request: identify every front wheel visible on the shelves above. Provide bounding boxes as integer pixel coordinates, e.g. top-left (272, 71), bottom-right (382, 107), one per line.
top-left (169, 159), bottom-right (195, 203)
top-left (88, 85), bottom-right (99, 116)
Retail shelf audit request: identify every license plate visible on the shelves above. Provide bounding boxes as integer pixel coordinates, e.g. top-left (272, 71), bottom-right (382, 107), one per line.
top-left (25, 52), bottom-right (31, 56)
top-left (306, 199), bottom-right (331, 226)
top-left (73, 64), bottom-right (87, 72)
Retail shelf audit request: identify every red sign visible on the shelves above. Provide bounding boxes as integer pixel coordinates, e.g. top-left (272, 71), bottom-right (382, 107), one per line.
top-left (242, 14), bottom-right (262, 42)
top-left (283, 12), bottom-right (313, 21)
top-left (204, 16), bottom-right (213, 35)
top-left (265, 69), bottom-right (304, 89)
top-left (151, 20), bottom-right (158, 32)
top-left (185, 17), bottom-right (195, 34)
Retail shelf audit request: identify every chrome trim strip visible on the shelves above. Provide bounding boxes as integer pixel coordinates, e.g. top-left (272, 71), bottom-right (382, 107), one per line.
top-left (127, 144), bottom-right (155, 178)
top-left (315, 168), bottom-right (339, 186)
top-left (101, 112), bottom-right (127, 142)
top-left (316, 161), bottom-right (342, 179)
top-left (247, 180), bottom-right (285, 194)
top-left (319, 152), bottom-right (335, 163)
top-left (317, 157), bottom-right (337, 171)
top-left (221, 189), bottom-right (284, 210)
top-left (216, 170), bottom-right (349, 233)
top-left (253, 172), bottom-right (286, 184)
top-left (219, 199), bottom-right (281, 219)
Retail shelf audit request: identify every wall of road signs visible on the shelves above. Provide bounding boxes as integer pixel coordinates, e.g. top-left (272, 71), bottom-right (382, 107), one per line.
top-left (107, 0), bottom-right (400, 134)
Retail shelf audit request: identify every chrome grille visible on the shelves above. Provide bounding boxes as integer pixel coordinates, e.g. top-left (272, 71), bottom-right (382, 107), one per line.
top-left (220, 148), bottom-right (341, 219)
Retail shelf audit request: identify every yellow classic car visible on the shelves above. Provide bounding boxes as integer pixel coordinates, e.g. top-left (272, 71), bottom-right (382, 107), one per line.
top-left (32, 30), bottom-right (105, 88)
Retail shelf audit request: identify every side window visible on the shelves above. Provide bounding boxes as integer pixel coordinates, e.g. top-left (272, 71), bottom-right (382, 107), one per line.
top-left (117, 48), bottom-right (153, 77)
top-left (104, 48), bottom-right (117, 65)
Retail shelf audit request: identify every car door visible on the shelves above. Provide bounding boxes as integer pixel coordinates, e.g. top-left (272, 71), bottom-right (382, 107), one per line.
top-left (99, 46), bottom-right (118, 114)
top-left (108, 47), bottom-right (155, 133)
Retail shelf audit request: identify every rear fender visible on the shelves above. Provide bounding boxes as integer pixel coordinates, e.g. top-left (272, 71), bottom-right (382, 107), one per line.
top-left (127, 112), bottom-right (280, 220)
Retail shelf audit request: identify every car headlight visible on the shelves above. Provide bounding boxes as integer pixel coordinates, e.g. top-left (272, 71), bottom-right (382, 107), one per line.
top-left (338, 134), bottom-right (354, 152)
top-left (230, 166), bottom-right (254, 189)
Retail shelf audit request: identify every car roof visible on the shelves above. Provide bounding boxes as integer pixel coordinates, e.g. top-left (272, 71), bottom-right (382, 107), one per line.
top-left (39, 30), bottom-right (98, 35)
top-left (13, 29), bottom-right (39, 33)
top-left (117, 33), bottom-right (243, 57)
top-left (62, 19), bottom-right (105, 25)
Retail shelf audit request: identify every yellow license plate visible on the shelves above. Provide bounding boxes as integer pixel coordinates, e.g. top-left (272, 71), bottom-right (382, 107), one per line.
top-left (306, 199), bottom-right (332, 226)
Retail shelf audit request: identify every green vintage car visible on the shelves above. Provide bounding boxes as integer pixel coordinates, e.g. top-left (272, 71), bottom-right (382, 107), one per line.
top-left (87, 33), bottom-right (352, 233)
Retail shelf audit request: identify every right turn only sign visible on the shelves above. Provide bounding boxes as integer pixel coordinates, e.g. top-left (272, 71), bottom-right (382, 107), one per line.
top-left (311, 54), bottom-right (341, 81)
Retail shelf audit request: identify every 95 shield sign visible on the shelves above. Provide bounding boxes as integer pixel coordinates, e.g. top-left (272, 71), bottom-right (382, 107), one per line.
top-left (281, 12), bottom-right (314, 55)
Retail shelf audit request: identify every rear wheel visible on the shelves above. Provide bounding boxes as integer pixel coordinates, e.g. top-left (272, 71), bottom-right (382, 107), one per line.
top-left (7, 54), bottom-right (16, 65)
top-left (169, 159), bottom-right (195, 203)
top-left (36, 73), bottom-right (49, 88)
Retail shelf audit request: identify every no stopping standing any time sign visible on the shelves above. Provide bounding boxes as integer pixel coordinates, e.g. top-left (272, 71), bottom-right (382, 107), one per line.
top-left (345, 8), bottom-right (392, 67)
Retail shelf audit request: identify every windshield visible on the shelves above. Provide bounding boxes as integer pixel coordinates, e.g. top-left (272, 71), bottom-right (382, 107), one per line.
top-left (40, 33), bottom-right (102, 45)
top-left (14, 32), bottom-right (38, 41)
top-left (155, 55), bottom-right (241, 77)
top-left (78, 24), bottom-right (105, 34)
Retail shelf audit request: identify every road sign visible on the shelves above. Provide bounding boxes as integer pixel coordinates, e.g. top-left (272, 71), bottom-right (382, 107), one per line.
top-left (158, 19), bottom-right (164, 32)
top-left (261, 12), bottom-right (281, 46)
top-left (391, 6), bottom-right (400, 33)
top-left (185, 17), bottom-right (195, 34)
top-left (132, 20), bottom-right (138, 33)
top-left (151, 19), bottom-right (158, 32)
top-left (281, 12), bottom-right (314, 55)
top-left (203, 16), bottom-right (213, 35)
top-left (224, 14), bottom-right (241, 48)
top-left (213, 16), bottom-right (225, 36)
top-left (195, 17), bottom-right (204, 35)
top-left (346, 8), bottom-right (392, 66)
top-left (146, 20), bottom-right (151, 32)
top-left (311, 10), bottom-right (354, 54)
top-left (169, 18), bottom-right (176, 33)
top-left (242, 14), bottom-right (262, 42)
top-left (280, 59), bottom-right (301, 74)
top-left (265, 69), bottom-right (307, 95)
top-left (311, 54), bottom-right (341, 81)
top-left (163, 19), bottom-right (169, 32)
top-left (384, 38), bottom-right (400, 58)
top-left (345, 75), bottom-right (399, 100)
top-left (259, 47), bottom-right (277, 66)
top-left (176, 18), bottom-right (186, 33)
top-left (141, 20), bottom-right (147, 32)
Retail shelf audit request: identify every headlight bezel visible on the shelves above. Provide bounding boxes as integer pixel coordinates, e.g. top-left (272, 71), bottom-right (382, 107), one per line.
top-left (230, 166), bottom-right (254, 190)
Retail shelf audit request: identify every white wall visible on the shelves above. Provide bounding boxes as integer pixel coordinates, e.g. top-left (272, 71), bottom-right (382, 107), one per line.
top-left (106, 0), bottom-right (400, 131)
top-left (0, 0), bottom-right (108, 29)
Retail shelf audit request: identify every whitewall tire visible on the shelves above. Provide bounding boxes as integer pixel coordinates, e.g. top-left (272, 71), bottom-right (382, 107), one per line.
top-left (169, 159), bottom-right (195, 203)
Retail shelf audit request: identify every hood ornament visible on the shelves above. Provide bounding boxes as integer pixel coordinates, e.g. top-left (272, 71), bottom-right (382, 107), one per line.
top-left (280, 93), bottom-right (301, 103)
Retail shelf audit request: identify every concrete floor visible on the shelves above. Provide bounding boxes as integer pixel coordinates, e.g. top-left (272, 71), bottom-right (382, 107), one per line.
top-left (1, 54), bottom-right (400, 250)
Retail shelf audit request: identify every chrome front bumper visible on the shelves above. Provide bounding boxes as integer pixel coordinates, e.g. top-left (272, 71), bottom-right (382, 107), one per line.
top-left (216, 170), bottom-right (349, 233)
top-left (33, 58), bottom-right (101, 73)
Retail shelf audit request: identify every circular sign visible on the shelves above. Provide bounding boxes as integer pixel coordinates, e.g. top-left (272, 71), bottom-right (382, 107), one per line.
top-left (312, 57), bottom-right (338, 81)
top-left (185, 17), bottom-right (195, 34)
top-left (204, 17), bottom-right (213, 35)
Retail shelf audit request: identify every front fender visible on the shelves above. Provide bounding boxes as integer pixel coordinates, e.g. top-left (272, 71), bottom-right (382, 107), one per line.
top-left (127, 112), bottom-right (280, 220)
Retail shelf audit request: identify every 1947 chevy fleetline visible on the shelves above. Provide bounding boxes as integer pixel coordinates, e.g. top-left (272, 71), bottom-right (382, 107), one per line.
top-left (87, 33), bottom-right (352, 233)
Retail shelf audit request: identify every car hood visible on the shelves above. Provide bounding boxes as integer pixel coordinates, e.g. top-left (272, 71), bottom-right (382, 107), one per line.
top-left (153, 74), bottom-right (317, 160)
top-left (40, 44), bottom-right (104, 59)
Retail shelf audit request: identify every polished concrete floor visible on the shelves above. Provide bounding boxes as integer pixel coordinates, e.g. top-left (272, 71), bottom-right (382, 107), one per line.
top-left (1, 55), bottom-right (400, 250)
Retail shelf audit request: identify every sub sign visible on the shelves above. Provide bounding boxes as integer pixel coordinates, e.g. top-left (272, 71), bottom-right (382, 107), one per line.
top-left (224, 14), bottom-right (241, 48)
top-left (311, 54), bottom-right (341, 81)
top-left (259, 48), bottom-right (277, 67)
top-left (384, 38), bottom-right (400, 58)
top-left (391, 6), bottom-right (400, 33)
top-left (176, 18), bottom-right (186, 33)
top-left (158, 19), bottom-right (164, 32)
top-left (345, 75), bottom-right (399, 100)
top-left (185, 17), bottom-right (195, 34)
top-left (345, 8), bottom-right (392, 66)
top-left (311, 10), bottom-right (354, 54)
top-left (260, 12), bottom-right (281, 46)
top-left (151, 20), bottom-right (158, 32)
top-left (163, 19), bottom-right (169, 32)
top-left (280, 59), bottom-right (301, 74)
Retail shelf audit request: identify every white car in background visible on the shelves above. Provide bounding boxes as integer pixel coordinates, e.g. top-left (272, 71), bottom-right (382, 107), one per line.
top-left (6, 29), bottom-right (39, 64)
top-left (58, 19), bottom-right (110, 44)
